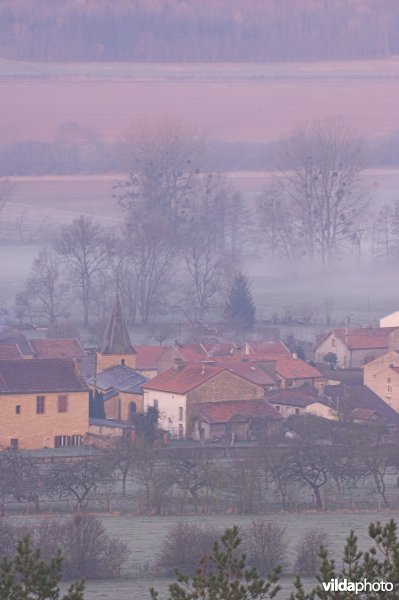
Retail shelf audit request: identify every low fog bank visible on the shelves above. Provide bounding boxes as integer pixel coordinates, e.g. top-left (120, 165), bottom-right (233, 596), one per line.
top-left (2, 129), bottom-right (399, 176)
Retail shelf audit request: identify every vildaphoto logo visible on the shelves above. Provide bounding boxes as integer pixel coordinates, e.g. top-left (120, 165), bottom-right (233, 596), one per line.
top-left (322, 578), bottom-right (394, 594)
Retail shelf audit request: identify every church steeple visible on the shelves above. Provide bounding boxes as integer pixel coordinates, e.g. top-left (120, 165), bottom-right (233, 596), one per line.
top-left (97, 296), bottom-right (137, 372)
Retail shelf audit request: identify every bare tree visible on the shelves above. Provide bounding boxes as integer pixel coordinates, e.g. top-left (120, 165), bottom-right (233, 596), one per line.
top-left (56, 215), bottom-right (113, 326)
top-left (15, 248), bottom-right (70, 325)
top-left (123, 215), bottom-right (176, 324)
top-left (276, 119), bottom-right (368, 265)
top-left (46, 457), bottom-right (113, 512)
top-left (117, 116), bottom-right (204, 223)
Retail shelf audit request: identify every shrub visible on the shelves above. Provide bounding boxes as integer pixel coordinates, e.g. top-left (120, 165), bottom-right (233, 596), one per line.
top-left (156, 521), bottom-right (219, 576)
top-left (294, 528), bottom-right (330, 576)
top-left (241, 521), bottom-right (290, 575)
top-left (36, 514), bottom-right (129, 579)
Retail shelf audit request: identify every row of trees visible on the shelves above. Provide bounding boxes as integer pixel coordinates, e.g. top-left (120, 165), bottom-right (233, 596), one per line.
top-left (1, 418), bottom-right (398, 516)
top-left (13, 117), bottom-right (375, 328)
top-left (1, 0), bottom-right (398, 61)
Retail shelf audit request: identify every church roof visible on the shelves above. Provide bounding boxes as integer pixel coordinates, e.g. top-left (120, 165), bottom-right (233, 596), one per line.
top-left (100, 296), bottom-right (136, 356)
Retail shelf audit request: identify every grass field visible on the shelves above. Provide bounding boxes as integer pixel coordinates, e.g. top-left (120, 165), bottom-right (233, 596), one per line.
top-left (12, 510), bottom-right (398, 599)
top-left (1, 59), bottom-right (399, 143)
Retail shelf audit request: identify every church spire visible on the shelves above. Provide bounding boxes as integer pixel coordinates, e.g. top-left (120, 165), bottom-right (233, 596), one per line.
top-left (100, 295), bottom-right (136, 356)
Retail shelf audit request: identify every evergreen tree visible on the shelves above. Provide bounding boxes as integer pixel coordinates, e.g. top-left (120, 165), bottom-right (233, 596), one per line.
top-left (0, 536), bottom-right (84, 600)
top-left (224, 273), bottom-right (256, 332)
top-left (150, 527), bottom-right (281, 600)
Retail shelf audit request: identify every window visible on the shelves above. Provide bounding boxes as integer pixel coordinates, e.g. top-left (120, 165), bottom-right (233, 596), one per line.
top-left (15, 405), bottom-right (21, 415)
top-left (275, 405), bottom-right (280, 412)
top-left (36, 396), bottom-right (45, 414)
top-left (287, 380), bottom-right (294, 387)
top-left (71, 435), bottom-right (82, 446)
top-left (178, 424), bottom-right (184, 439)
top-left (387, 384), bottom-right (392, 398)
top-left (121, 359), bottom-right (125, 366)
top-left (295, 408), bottom-right (300, 415)
top-left (178, 406), bottom-right (184, 421)
top-left (153, 399), bottom-right (159, 409)
top-left (54, 435), bottom-right (82, 448)
top-left (10, 439), bottom-right (18, 450)
top-left (331, 338), bottom-right (336, 347)
top-left (57, 395), bottom-right (68, 413)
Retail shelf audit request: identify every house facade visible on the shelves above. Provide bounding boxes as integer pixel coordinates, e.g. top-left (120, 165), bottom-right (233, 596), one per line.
top-left (0, 359), bottom-right (89, 450)
top-left (315, 327), bottom-right (397, 368)
top-left (363, 351), bottom-right (399, 412)
top-left (142, 363), bottom-right (265, 438)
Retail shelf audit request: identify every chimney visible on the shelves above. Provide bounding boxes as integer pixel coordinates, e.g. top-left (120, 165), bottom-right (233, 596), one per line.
top-left (174, 357), bottom-right (185, 371)
top-left (73, 358), bottom-right (82, 377)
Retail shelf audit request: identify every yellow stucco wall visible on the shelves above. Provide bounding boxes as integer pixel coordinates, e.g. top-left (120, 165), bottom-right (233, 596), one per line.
top-left (96, 352), bottom-right (136, 372)
top-left (0, 391), bottom-right (89, 449)
top-left (104, 392), bottom-right (143, 420)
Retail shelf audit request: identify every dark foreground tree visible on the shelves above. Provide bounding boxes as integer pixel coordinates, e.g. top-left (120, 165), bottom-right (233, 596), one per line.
top-left (224, 273), bottom-right (256, 332)
top-left (150, 526), bottom-right (281, 600)
top-left (0, 536), bottom-right (84, 600)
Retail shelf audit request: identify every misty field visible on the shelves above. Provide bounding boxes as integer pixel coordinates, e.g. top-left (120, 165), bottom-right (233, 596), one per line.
top-left (2, 170), bottom-right (399, 328)
top-left (21, 510), bottom-right (396, 599)
top-left (1, 60), bottom-right (399, 143)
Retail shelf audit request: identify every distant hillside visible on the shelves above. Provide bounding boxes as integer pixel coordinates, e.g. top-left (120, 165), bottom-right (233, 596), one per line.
top-left (0, 0), bottom-right (398, 63)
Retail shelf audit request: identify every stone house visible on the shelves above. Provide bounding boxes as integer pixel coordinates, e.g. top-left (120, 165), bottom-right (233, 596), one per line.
top-left (314, 327), bottom-right (398, 368)
top-left (192, 399), bottom-right (282, 443)
top-left (0, 358), bottom-right (89, 450)
top-left (363, 350), bottom-right (399, 412)
top-left (142, 363), bottom-right (265, 439)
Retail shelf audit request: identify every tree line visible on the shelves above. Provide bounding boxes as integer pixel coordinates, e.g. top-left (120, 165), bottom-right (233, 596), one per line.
top-left (1, 416), bottom-right (398, 516)
top-left (0, 0), bottom-right (398, 62)
top-left (12, 117), bottom-right (388, 330)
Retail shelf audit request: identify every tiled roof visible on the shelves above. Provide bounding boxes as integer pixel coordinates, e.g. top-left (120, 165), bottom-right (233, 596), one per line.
top-left (215, 362), bottom-right (275, 386)
top-left (324, 384), bottom-right (399, 427)
top-left (275, 358), bottom-right (324, 380)
top-left (0, 344), bottom-right (23, 359)
top-left (30, 338), bottom-right (85, 359)
top-left (319, 327), bottom-right (397, 351)
top-left (0, 331), bottom-right (34, 356)
top-left (267, 387), bottom-right (319, 408)
top-left (0, 359), bottom-right (88, 394)
top-left (88, 365), bottom-right (147, 394)
top-left (351, 408), bottom-right (379, 421)
top-left (201, 342), bottom-right (236, 357)
top-left (135, 345), bottom-right (166, 370)
top-left (142, 364), bottom-right (226, 394)
top-left (196, 400), bottom-right (282, 423)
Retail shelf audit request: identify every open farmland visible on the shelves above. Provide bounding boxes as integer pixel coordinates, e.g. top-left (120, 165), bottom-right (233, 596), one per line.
top-left (1, 60), bottom-right (399, 143)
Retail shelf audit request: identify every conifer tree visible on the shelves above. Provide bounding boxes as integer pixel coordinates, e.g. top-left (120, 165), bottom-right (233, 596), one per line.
top-left (224, 273), bottom-right (256, 332)
top-left (150, 527), bottom-right (281, 600)
top-left (0, 536), bottom-right (84, 600)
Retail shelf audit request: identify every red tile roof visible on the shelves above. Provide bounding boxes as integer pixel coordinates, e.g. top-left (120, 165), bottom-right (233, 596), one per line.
top-left (142, 363), bottom-right (226, 394)
top-left (0, 359), bottom-right (89, 394)
top-left (215, 362), bottom-right (275, 386)
top-left (320, 327), bottom-right (397, 351)
top-left (30, 338), bottom-right (85, 359)
top-left (275, 358), bottom-right (324, 380)
top-left (196, 400), bottom-right (282, 423)
top-left (351, 408), bottom-right (379, 421)
top-left (0, 344), bottom-right (23, 360)
top-left (135, 345), bottom-right (166, 370)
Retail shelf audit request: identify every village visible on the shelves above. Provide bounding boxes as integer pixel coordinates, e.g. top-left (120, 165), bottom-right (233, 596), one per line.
top-left (1, 295), bottom-right (399, 451)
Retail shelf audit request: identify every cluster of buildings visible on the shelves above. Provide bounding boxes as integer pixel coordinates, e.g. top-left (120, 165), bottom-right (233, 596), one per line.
top-left (2, 298), bottom-right (399, 450)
